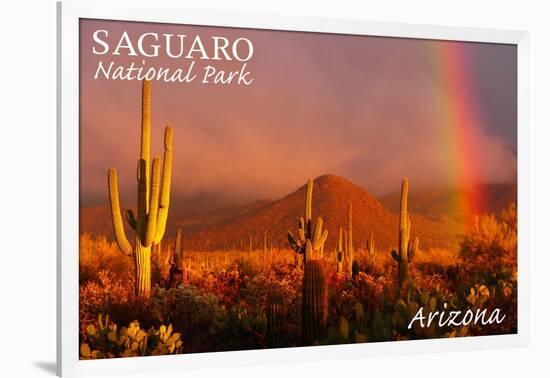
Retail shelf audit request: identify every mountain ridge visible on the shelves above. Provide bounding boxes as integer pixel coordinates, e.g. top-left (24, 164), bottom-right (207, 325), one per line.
top-left (80, 175), bottom-right (516, 253)
top-left (166, 174), bottom-right (456, 251)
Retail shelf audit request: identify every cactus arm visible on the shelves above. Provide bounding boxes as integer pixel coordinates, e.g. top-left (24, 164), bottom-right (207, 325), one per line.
top-left (144, 157), bottom-right (161, 247)
top-left (319, 230), bottom-right (328, 248)
top-left (126, 209), bottom-right (137, 230)
top-left (298, 227), bottom-right (306, 244)
top-left (391, 249), bottom-right (399, 261)
top-left (140, 80), bottom-right (151, 210)
top-left (154, 127), bottom-right (173, 244)
top-left (313, 217), bottom-right (323, 245)
top-left (287, 231), bottom-right (300, 253)
top-left (312, 228), bottom-right (328, 251)
top-left (107, 168), bottom-right (133, 256)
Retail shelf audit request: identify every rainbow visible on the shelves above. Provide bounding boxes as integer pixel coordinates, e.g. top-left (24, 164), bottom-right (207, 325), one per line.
top-left (432, 41), bottom-right (485, 224)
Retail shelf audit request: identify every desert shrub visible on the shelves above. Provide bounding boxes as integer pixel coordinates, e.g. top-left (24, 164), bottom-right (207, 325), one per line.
top-left (413, 247), bottom-right (461, 278)
top-left (240, 262), bottom-right (302, 315)
top-left (186, 265), bottom-right (244, 306)
top-left (79, 269), bottom-right (158, 330)
top-left (80, 270), bottom-right (133, 327)
top-left (460, 203), bottom-right (517, 280)
top-left (149, 261), bottom-right (304, 351)
top-left (78, 232), bottom-right (517, 351)
top-left (151, 285), bottom-right (223, 331)
top-left (149, 285), bottom-right (226, 352)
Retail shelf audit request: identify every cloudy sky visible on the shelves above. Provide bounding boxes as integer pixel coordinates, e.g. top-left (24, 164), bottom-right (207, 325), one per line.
top-left (79, 19), bottom-right (517, 210)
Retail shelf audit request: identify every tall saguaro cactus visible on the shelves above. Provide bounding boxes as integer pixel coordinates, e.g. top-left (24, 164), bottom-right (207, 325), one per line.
top-left (391, 178), bottom-right (419, 287)
top-left (287, 179), bottom-right (328, 265)
top-left (346, 202), bottom-right (354, 276)
top-left (108, 80), bottom-right (173, 300)
top-left (302, 259), bottom-right (328, 344)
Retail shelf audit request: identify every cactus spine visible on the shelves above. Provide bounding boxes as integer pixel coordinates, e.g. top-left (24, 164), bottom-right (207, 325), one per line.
top-left (391, 178), bottom-right (419, 287)
top-left (107, 80), bottom-right (173, 300)
top-left (287, 179), bottom-right (328, 265)
top-left (302, 259), bottom-right (328, 344)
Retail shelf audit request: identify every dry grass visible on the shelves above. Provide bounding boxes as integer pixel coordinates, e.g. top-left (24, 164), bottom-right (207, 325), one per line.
top-left (79, 234), bottom-right (133, 283)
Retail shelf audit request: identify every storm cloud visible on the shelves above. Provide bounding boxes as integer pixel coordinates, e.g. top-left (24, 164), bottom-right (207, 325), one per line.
top-left (79, 19), bottom-right (517, 208)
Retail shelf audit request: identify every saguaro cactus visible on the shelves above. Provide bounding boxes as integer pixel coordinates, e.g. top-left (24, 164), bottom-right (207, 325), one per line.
top-left (346, 202), bottom-right (354, 276)
top-left (108, 80), bottom-right (173, 300)
top-left (336, 227), bottom-right (344, 273)
top-left (302, 259), bottom-right (328, 344)
top-left (391, 178), bottom-right (419, 287)
top-left (151, 240), bottom-right (172, 286)
top-left (287, 179), bottom-right (328, 264)
top-left (266, 293), bottom-right (287, 347)
top-left (367, 232), bottom-right (375, 255)
top-left (167, 229), bottom-right (185, 288)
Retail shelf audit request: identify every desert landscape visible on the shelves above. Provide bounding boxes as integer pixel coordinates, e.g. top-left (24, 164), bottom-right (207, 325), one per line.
top-left (78, 19), bottom-right (518, 358)
top-left (78, 79), bottom-right (517, 358)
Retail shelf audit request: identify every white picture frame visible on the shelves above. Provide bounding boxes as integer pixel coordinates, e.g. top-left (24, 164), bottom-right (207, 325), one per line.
top-left (57, 0), bottom-right (530, 376)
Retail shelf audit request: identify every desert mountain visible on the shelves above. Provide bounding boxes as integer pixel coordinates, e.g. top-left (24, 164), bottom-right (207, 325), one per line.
top-left (180, 175), bottom-right (457, 252)
top-left (81, 175), bottom-right (460, 252)
top-left (172, 199), bottom-right (273, 234)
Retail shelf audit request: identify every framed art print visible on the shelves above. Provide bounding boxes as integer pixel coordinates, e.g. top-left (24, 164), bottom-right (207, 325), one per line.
top-left (57, 1), bottom-right (529, 376)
